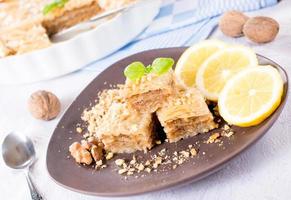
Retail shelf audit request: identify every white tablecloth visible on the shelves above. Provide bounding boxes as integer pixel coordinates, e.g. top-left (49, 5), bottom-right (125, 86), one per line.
top-left (1, 1), bottom-right (291, 199)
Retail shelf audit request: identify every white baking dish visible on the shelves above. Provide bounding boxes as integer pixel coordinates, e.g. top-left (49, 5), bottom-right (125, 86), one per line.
top-left (0, 0), bottom-right (161, 85)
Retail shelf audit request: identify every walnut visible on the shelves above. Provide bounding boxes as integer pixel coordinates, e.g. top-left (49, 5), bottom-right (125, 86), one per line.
top-left (87, 136), bottom-right (100, 146)
top-left (69, 142), bottom-right (92, 165)
top-left (243, 16), bottom-right (279, 43)
top-left (81, 140), bottom-right (91, 150)
top-left (219, 11), bottom-right (249, 37)
top-left (28, 90), bottom-right (61, 121)
top-left (90, 145), bottom-right (104, 162)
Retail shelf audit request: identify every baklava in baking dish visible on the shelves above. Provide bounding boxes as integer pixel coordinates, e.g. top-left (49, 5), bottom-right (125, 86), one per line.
top-left (0, 0), bottom-right (135, 57)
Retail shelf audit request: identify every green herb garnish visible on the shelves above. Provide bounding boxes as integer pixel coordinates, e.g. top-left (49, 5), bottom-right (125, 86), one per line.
top-left (124, 62), bottom-right (146, 81)
top-left (124, 58), bottom-right (174, 81)
top-left (43, 0), bottom-right (69, 15)
top-left (152, 58), bottom-right (175, 75)
top-left (145, 65), bottom-right (152, 74)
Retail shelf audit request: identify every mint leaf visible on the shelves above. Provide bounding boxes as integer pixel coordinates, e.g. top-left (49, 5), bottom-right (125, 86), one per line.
top-left (152, 58), bottom-right (175, 75)
top-left (124, 62), bottom-right (146, 81)
top-left (145, 65), bottom-right (152, 74)
top-left (43, 0), bottom-right (69, 15)
top-left (43, 2), bottom-right (58, 15)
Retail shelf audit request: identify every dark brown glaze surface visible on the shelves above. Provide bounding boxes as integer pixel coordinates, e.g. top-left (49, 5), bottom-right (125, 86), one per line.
top-left (46, 47), bottom-right (288, 197)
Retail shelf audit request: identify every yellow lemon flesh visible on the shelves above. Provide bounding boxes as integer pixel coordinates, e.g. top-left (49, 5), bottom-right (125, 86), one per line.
top-left (196, 46), bottom-right (258, 101)
top-left (218, 65), bottom-right (283, 127)
top-left (175, 40), bottom-right (226, 87)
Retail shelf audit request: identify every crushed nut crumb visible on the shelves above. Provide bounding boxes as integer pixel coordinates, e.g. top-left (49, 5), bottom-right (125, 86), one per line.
top-left (127, 171), bottom-right (134, 175)
top-left (106, 152), bottom-right (114, 160)
top-left (115, 159), bottom-right (125, 166)
top-left (76, 127), bottom-right (82, 133)
top-left (223, 124), bottom-right (230, 130)
top-left (95, 160), bottom-right (103, 168)
top-left (155, 140), bottom-right (161, 145)
top-left (130, 159), bottom-right (136, 165)
top-left (137, 163), bottom-right (145, 171)
top-left (101, 165), bottom-right (107, 169)
top-left (180, 151), bottom-right (190, 158)
top-left (206, 133), bottom-right (221, 144)
top-left (190, 148), bottom-right (197, 156)
top-left (118, 168), bottom-right (127, 175)
top-left (145, 160), bottom-right (151, 166)
top-left (145, 167), bottom-right (151, 173)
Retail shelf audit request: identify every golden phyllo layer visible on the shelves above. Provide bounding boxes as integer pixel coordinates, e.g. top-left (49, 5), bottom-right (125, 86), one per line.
top-left (124, 70), bottom-right (174, 113)
top-left (95, 102), bottom-right (154, 153)
top-left (157, 88), bottom-right (217, 142)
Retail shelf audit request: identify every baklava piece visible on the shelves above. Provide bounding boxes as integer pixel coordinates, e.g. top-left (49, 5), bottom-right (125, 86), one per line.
top-left (123, 70), bottom-right (174, 113)
top-left (0, 1), bottom-right (34, 29)
top-left (97, 0), bottom-right (135, 10)
top-left (0, 21), bottom-right (51, 55)
top-left (95, 102), bottom-right (154, 153)
top-left (0, 39), bottom-right (14, 58)
top-left (42, 0), bottom-right (101, 35)
top-left (157, 88), bottom-right (217, 143)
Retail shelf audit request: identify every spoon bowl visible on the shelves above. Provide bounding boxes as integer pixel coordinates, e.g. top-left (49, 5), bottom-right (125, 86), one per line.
top-left (2, 133), bottom-right (36, 169)
top-left (2, 132), bottom-right (43, 200)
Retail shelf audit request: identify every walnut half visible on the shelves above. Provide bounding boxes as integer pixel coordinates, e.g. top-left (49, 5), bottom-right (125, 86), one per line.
top-left (91, 145), bottom-right (103, 162)
top-left (69, 142), bottom-right (93, 165)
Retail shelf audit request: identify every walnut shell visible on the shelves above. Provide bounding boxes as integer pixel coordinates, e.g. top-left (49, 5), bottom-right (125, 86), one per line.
top-left (28, 90), bottom-right (61, 120)
top-left (243, 16), bottom-right (279, 43)
top-left (219, 10), bottom-right (249, 37)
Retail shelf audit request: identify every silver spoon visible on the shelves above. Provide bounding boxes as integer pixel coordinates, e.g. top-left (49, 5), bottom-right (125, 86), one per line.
top-left (2, 132), bottom-right (43, 200)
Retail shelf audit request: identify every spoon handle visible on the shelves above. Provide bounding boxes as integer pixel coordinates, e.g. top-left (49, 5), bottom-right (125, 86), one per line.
top-left (24, 171), bottom-right (43, 200)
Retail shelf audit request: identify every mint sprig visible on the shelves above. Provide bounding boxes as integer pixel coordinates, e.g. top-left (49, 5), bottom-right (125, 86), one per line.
top-left (145, 65), bottom-right (152, 74)
top-left (43, 0), bottom-right (69, 15)
top-left (124, 58), bottom-right (175, 81)
top-left (124, 62), bottom-right (146, 81)
top-left (152, 58), bottom-right (175, 75)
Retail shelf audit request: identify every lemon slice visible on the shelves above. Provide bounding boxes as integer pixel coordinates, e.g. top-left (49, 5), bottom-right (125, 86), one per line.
top-left (218, 65), bottom-right (283, 127)
top-left (175, 40), bottom-right (226, 87)
top-left (196, 46), bottom-right (258, 101)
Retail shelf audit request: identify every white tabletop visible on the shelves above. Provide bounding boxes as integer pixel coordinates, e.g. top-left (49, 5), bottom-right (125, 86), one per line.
top-left (1, 1), bottom-right (291, 199)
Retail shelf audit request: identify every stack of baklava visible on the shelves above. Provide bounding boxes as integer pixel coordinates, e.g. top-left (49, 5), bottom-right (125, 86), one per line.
top-left (84, 69), bottom-right (217, 153)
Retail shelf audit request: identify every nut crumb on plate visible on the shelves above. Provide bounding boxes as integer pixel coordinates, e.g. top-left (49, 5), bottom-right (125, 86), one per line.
top-left (190, 148), bottom-right (197, 156)
top-left (206, 133), bottom-right (221, 144)
top-left (106, 152), bottom-right (114, 160)
top-left (115, 159), bottom-right (125, 166)
top-left (76, 127), bottom-right (83, 133)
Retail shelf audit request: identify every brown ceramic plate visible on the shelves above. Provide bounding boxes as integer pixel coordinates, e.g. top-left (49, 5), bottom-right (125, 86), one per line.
top-left (46, 47), bottom-right (288, 197)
